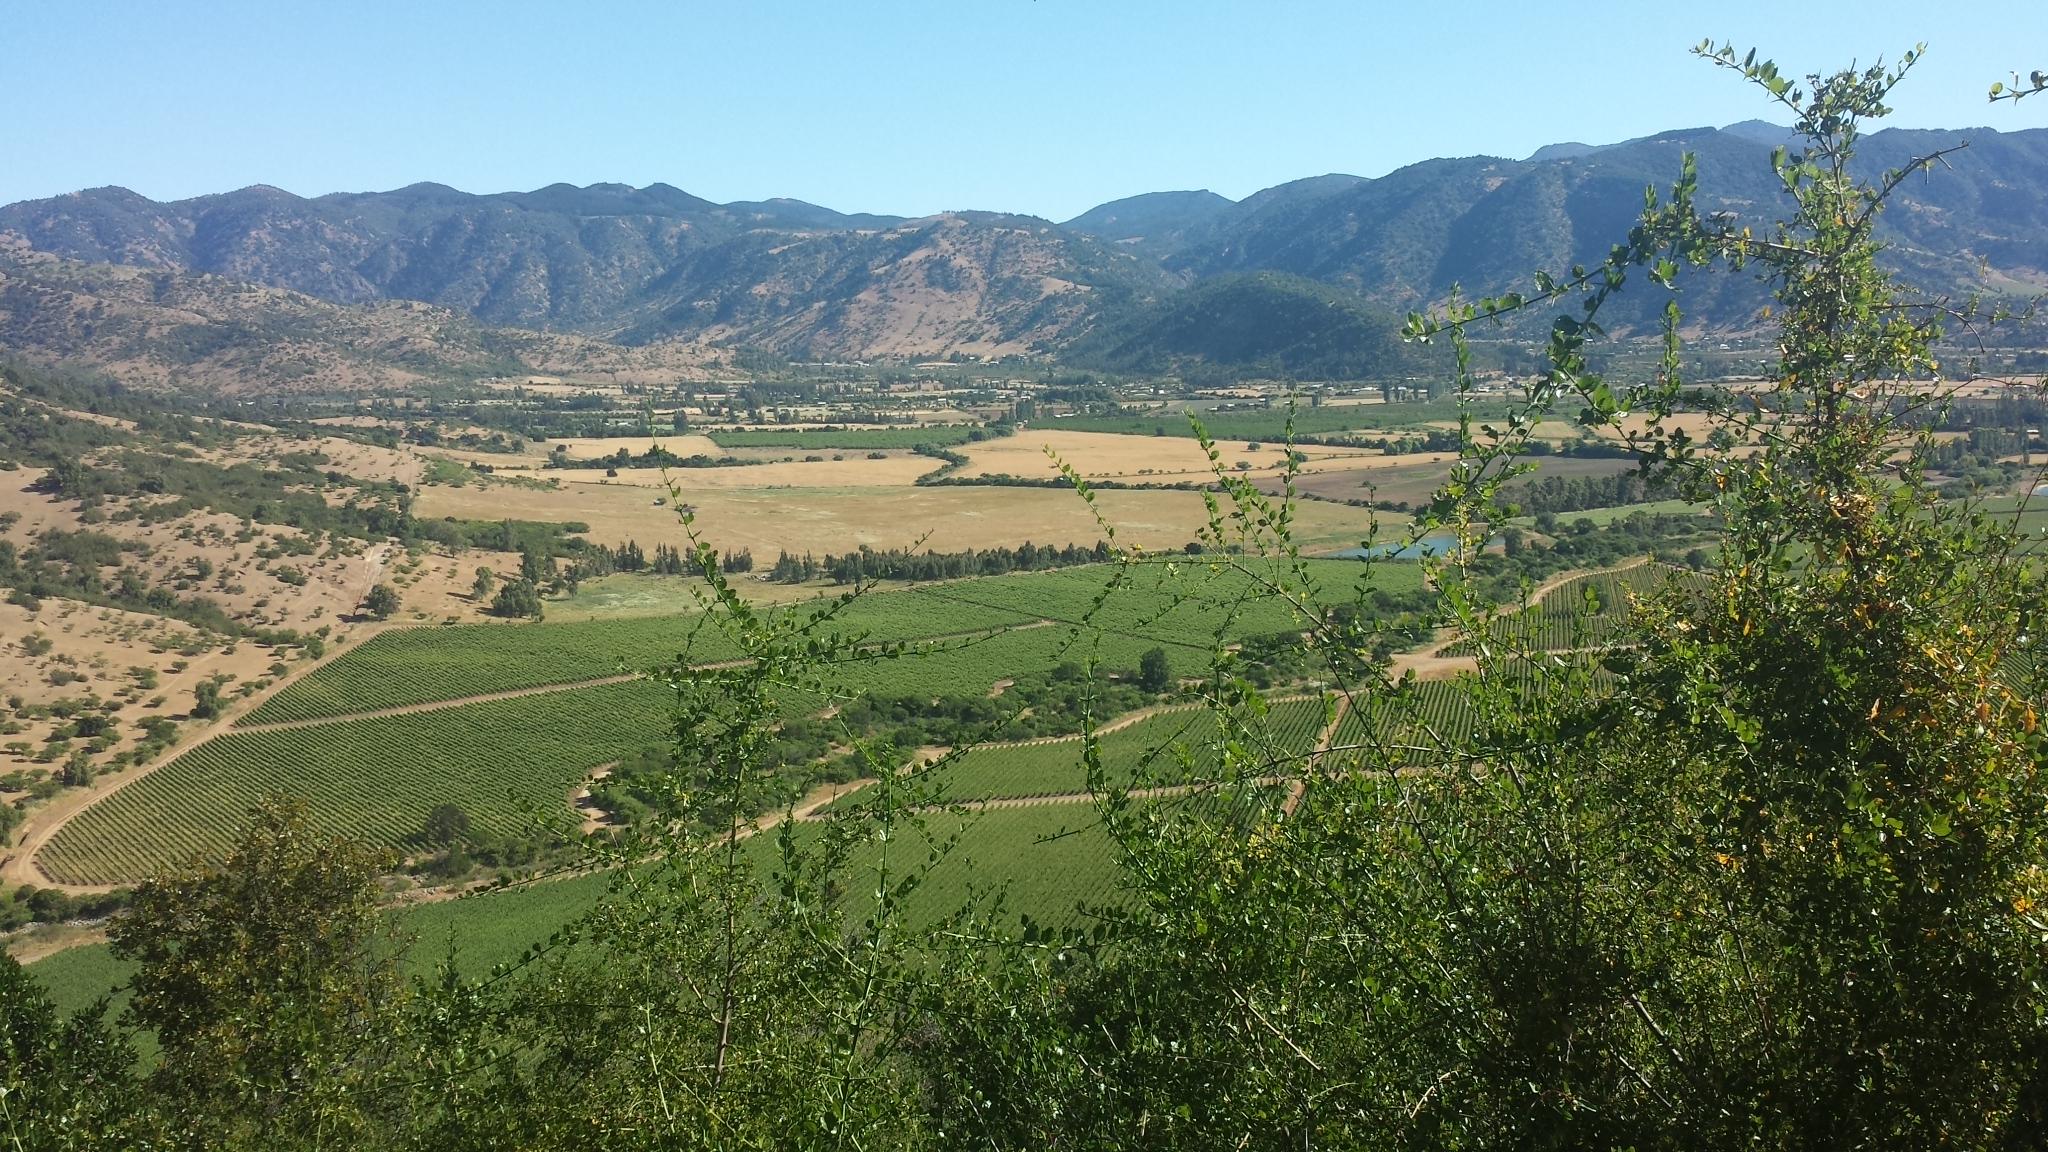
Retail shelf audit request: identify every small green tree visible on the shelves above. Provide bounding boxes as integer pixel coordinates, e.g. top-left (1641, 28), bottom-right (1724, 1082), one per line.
top-left (361, 583), bottom-right (400, 620)
top-left (110, 798), bottom-right (400, 1145)
top-left (469, 566), bottom-right (495, 600)
top-left (421, 802), bottom-right (470, 847)
top-left (490, 579), bottom-right (544, 620)
top-left (189, 678), bottom-right (222, 720)
top-left (0, 954), bottom-right (141, 1149)
top-left (519, 546), bottom-right (549, 584)
top-left (1137, 646), bottom-right (1173, 692)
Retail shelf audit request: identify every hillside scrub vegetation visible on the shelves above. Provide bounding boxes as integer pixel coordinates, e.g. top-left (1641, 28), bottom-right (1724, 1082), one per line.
top-left (1063, 271), bottom-right (1432, 381)
top-left (7, 45), bottom-right (2048, 1150)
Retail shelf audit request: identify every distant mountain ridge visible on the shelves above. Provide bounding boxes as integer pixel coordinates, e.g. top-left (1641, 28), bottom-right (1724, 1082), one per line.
top-left (0, 240), bottom-right (725, 394)
top-left (3, 121), bottom-right (2046, 370)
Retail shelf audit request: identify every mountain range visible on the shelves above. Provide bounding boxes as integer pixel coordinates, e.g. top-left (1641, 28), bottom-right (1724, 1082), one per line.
top-left (3, 120), bottom-right (2046, 383)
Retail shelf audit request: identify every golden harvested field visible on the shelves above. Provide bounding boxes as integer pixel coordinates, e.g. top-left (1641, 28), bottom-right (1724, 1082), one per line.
top-left (1941, 375), bottom-right (2046, 399)
top-left (416, 479), bottom-right (1385, 555)
top-left (956, 430), bottom-right (1366, 481)
top-left (958, 431), bottom-right (1469, 503)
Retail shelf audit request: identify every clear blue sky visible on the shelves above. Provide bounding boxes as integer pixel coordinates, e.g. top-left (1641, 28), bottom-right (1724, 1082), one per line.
top-left (7, 1), bottom-right (2045, 220)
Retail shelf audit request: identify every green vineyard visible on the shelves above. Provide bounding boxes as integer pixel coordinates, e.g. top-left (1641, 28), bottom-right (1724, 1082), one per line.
top-left (42, 680), bottom-right (676, 886)
top-left (46, 559), bottom-right (1430, 886)
top-left (1442, 563), bottom-right (1701, 656)
top-left (922, 558), bottom-right (1409, 650)
top-left (34, 805), bottom-right (1128, 1015)
top-left (47, 631), bottom-right (1248, 885)
top-left (240, 588), bottom-right (1043, 726)
top-left (923, 696), bottom-right (1333, 802)
top-left (800, 803), bottom-right (1129, 928)
top-left (844, 625), bottom-right (1203, 699)
top-left (244, 561), bottom-right (1392, 728)
top-left (1326, 680), bottom-right (1480, 771)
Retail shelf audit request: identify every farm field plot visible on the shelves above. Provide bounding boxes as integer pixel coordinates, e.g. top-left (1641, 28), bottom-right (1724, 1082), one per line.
top-left (923, 696), bottom-right (1334, 802)
top-left (708, 426), bottom-right (984, 450)
top-left (921, 558), bottom-right (1416, 649)
top-left (31, 805), bottom-right (1125, 1016)
top-left (823, 803), bottom-right (1127, 928)
top-left (238, 617), bottom-right (730, 725)
top-left (829, 622), bottom-right (1200, 700)
top-left (1268, 453), bottom-right (1638, 510)
top-left (1326, 680), bottom-right (1480, 770)
top-left (1976, 494), bottom-right (2048, 552)
top-left (1441, 564), bottom-right (1702, 656)
top-left (415, 478), bottom-right (1384, 556)
top-left (955, 430), bottom-right (1366, 482)
top-left (41, 679), bottom-right (677, 886)
top-left (242, 587), bottom-right (1042, 725)
top-left (1263, 454), bottom-right (1457, 506)
top-left (1057, 397), bottom-right (1521, 441)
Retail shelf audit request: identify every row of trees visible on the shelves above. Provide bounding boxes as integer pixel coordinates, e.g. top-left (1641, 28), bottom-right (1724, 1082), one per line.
top-left (1504, 469), bottom-right (1673, 515)
top-left (762, 540), bottom-right (1113, 585)
top-left (773, 540), bottom-right (1116, 585)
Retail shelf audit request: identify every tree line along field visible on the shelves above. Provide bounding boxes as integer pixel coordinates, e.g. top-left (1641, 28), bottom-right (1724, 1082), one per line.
top-left (39, 561), bottom-right (1386, 884)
